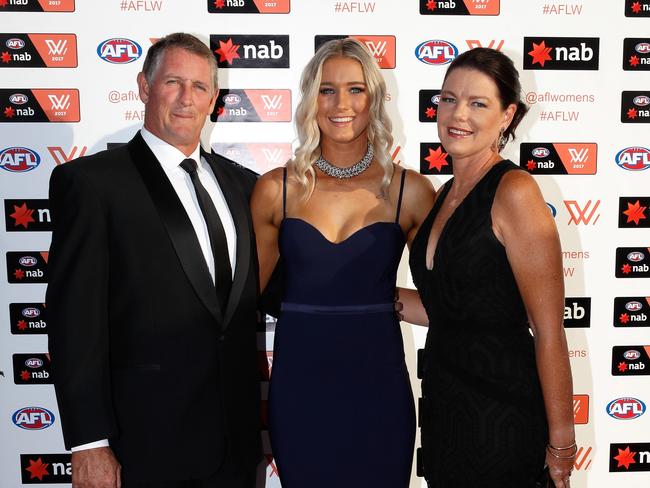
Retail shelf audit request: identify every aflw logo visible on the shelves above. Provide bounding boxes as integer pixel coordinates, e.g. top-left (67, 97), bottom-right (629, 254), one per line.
top-left (260, 94), bottom-right (282, 110)
top-left (565, 200), bottom-right (601, 225)
top-left (262, 148), bottom-right (284, 164)
top-left (47, 146), bottom-right (87, 165)
top-left (568, 147), bottom-right (589, 163)
top-left (45, 39), bottom-right (68, 56)
top-left (364, 40), bottom-right (387, 57)
top-left (48, 94), bottom-right (70, 110)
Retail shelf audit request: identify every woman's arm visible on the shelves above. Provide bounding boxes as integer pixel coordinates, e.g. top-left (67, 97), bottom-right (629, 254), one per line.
top-left (493, 170), bottom-right (574, 488)
top-left (250, 168), bottom-right (284, 292)
top-left (396, 287), bottom-right (429, 326)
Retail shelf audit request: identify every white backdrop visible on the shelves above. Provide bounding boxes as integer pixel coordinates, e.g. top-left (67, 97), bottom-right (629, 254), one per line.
top-left (1, 0), bottom-right (650, 486)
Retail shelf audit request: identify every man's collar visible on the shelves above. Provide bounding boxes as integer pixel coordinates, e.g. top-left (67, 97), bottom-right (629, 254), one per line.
top-left (140, 127), bottom-right (201, 170)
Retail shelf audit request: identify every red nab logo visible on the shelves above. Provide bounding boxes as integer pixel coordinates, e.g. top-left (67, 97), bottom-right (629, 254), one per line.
top-left (97, 38), bottom-right (142, 64)
top-left (211, 35), bottom-right (289, 68)
top-left (420, 0), bottom-right (500, 15)
top-left (524, 37), bottom-right (599, 70)
top-left (626, 0), bottom-right (650, 16)
top-left (20, 454), bottom-right (72, 483)
top-left (619, 197), bottom-right (649, 228)
top-left (610, 443), bottom-right (650, 472)
top-left (0, 147), bottom-right (40, 172)
top-left (420, 143), bottom-right (453, 174)
top-left (209, 0), bottom-right (290, 13)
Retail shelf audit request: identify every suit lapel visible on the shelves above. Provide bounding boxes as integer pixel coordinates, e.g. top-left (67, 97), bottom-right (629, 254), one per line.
top-left (128, 134), bottom-right (224, 324)
top-left (203, 149), bottom-right (252, 330)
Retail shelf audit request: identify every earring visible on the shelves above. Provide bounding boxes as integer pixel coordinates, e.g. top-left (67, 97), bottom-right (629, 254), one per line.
top-left (497, 127), bottom-right (507, 152)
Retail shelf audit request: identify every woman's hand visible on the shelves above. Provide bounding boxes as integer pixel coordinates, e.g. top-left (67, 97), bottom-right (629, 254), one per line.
top-left (546, 443), bottom-right (575, 488)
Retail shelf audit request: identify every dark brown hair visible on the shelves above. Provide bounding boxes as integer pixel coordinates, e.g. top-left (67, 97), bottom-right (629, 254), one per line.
top-left (444, 47), bottom-right (528, 146)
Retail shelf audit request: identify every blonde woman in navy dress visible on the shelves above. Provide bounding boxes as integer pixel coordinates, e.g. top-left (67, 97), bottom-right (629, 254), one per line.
top-left (251, 38), bottom-right (434, 486)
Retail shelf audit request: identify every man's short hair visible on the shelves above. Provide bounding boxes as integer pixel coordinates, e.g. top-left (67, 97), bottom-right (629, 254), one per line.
top-left (141, 32), bottom-right (218, 91)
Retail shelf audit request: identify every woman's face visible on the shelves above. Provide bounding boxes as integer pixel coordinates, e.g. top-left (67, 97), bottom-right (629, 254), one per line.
top-left (316, 56), bottom-right (371, 148)
top-left (437, 67), bottom-right (515, 162)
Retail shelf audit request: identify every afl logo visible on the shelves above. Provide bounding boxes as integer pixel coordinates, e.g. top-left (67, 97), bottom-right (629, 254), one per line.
top-left (6, 38), bottom-right (25, 50)
top-left (606, 397), bottom-right (646, 420)
top-left (12, 407), bottom-right (55, 430)
top-left (415, 40), bottom-right (458, 66)
top-left (97, 38), bottom-right (142, 64)
top-left (9, 93), bottom-right (28, 105)
top-left (0, 147), bottom-right (41, 173)
top-left (22, 307), bottom-right (41, 318)
top-left (636, 42), bottom-right (650, 54)
top-left (532, 147), bottom-right (550, 158)
top-left (627, 251), bottom-right (645, 262)
top-left (633, 95), bottom-right (650, 107)
top-left (625, 301), bottom-right (643, 312)
top-left (624, 350), bottom-right (641, 360)
top-left (25, 358), bottom-right (43, 369)
top-left (431, 94), bottom-right (440, 105)
top-left (223, 94), bottom-right (241, 106)
top-left (615, 147), bottom-right (650, 171)
top-left (19, 256), bottom-right (38, 267)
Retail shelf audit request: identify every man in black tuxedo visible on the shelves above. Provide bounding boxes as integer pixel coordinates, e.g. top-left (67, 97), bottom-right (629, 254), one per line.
top-left (47, 33), bottom-right (261, 487)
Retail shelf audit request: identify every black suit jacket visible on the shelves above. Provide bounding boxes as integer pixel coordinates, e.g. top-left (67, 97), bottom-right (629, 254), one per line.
top-left (46, 133), bottom-right (261, 482)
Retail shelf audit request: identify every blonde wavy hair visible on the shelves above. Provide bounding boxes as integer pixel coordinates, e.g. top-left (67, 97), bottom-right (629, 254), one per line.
top-left (288, 38), bottom-right (394, 200)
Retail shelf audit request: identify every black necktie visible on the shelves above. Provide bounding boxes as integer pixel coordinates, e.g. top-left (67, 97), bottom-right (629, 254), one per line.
top-left (180, 158), bottom-right (232, 312)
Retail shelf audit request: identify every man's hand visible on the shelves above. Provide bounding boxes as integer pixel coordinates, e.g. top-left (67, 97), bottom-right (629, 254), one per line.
top-left (72, 447), bottom-right (121, 488)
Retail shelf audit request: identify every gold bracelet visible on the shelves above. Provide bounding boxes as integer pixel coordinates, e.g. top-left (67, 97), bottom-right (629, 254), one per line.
top-left (546, 445), bottom-right (577, 459)
top-left (548, 441), bottom-right (577, 451)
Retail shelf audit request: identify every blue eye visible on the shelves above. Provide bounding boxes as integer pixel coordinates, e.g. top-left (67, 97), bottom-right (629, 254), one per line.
top-left (440, 96), bottom-right (455, 104)
top-left (350, 87), bottom-right (365, 94)
top-left (319, 87), bottom-right (335, 95)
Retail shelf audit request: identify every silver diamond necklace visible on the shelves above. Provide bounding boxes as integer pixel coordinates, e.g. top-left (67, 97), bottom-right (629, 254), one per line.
top-left (314, 143), bottom-right (374, 179)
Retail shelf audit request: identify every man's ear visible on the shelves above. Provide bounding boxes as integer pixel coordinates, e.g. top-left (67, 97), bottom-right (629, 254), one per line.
top-left (137, 72), bottom-right (149, 104)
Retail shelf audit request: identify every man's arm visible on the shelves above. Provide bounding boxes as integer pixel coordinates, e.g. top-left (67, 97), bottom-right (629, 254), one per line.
top-left (46, 162), bottom-right (119, 449)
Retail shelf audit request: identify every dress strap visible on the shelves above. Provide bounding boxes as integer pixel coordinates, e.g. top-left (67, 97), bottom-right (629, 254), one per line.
top-left (395, 168), bottom-right (407, 223)
top-left (282, 166), bottom-right (288, 219)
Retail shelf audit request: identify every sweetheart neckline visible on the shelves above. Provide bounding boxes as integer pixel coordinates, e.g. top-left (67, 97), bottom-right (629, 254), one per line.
top-left (281, 217), bottom-right (403, 245)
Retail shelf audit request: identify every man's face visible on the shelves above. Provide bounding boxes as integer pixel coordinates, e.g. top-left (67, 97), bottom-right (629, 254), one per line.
top-left (137, 48), bottom-right (218, 156)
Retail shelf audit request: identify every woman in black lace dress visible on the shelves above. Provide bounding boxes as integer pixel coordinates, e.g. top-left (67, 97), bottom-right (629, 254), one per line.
top-left (401, 48), bottom-right (575, 488)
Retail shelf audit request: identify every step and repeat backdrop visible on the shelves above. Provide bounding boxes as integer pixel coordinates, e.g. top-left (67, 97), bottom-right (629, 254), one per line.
top-left (1, 0), bottom-right (649, 486)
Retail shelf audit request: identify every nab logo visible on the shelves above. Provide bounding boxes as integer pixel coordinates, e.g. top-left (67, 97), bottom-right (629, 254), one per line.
top-left (12, 407), bottom-right (55, 430)
top-left (564, 298), bottom-right (590, 327)
top-left (97, 38), bottom-right (142, 64)
top-left (6, 38), bottom-right (25, 49)
top-left (610, 443), bottom-right (650, 472)
top-left (607, 397), bottom-right (646, 420)
top-left (211, 35), bottom-right (289, 68)
top-left (0, 147), bottom-right (40, 172)
top-left (616, 147), bottom-right (650, 171)
top-left (524, 37), bottom-right (599, 70)
top-left (415, 40), bottom-right (458, 65)
top-left (564, 200), bottom-right (601, 225)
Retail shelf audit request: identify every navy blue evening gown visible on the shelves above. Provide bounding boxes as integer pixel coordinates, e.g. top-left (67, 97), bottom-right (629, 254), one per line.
top-left (268, 169), bottom-right (415, 487)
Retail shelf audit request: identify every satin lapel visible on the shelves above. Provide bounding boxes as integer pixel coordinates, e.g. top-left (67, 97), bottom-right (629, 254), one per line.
top-left (203, 149), bottom-right (252, 330)
top-left (128, 134), bottom-right (223, 324)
